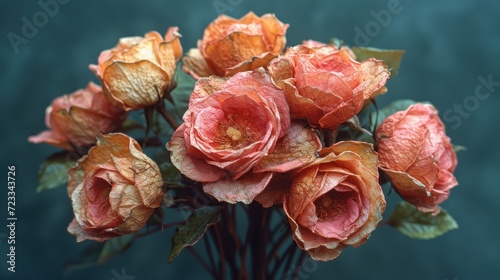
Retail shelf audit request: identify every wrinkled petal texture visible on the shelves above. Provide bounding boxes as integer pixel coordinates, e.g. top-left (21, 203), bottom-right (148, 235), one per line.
top-left (269, 45), bottom-right (389, 128)
top-left (254, 122), bottom-right (321, 173)
top-left (91, 27), bottom-right (182, 110)
top-left (183, 12), bottom-right (288, 78)
top-left (28, 82), bottom-right (126, 151)
top-left (67, 133), bottom-right (163, 242)
top-left (376, 103), bottom-right (458, 214)
top-left (284, 141), bottom-right (385, 261)
top-left (167, 69), bottom-right (293, 204)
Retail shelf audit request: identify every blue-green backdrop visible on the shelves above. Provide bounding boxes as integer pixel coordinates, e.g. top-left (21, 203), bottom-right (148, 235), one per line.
top-left (1, 0), bottom-right (499, 279)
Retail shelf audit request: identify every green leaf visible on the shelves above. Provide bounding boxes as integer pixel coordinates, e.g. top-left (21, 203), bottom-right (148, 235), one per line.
top-left (37, 151), bottom-right (76, 192)
top-left (453, 145), bottom-right (467, 153)
top-left (152, 149), bottom-right (182, 182)
top-left (388, 201), bottom-right (458, 239)
top-left (97, 235), bottom-right (135, 264)
top-left (168, 206), bottom-right (221, 263)
top-left (352, 47), bottom-right (405, 77)
top-left (370, 99), bottom-right (423, 131)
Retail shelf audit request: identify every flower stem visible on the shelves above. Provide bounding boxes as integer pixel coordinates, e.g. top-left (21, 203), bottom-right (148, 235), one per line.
top-left (203, 233), bottom-right (218, 279)
top-left (156, 100), bottom-right (179, 130)
top-left (213, 224), bottom-right (227, 279)
top-left (187, 246), bottom-right (217, 278)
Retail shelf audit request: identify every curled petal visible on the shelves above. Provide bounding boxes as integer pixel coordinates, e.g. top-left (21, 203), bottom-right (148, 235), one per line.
top-left (191, 12), bottom-right (288, 78)
top-left (102, 61), bottom-right (170, 110)
top-left (203, 172), bottom-right (273, 204)
top-left (254, 122), bottom-right (321, 173)
top-left (28, 82), bottom-right (126, 151)
top-left (167, 125), bottom-right (226, 182)
top-left (92, 28), bottom-right (182, 110)
top-left (182, 48), bottom-right (216, 80)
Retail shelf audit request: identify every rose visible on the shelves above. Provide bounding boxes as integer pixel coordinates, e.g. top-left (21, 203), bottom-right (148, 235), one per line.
top-left (182, 12), bottom-right (288, 79)
top-left (284, 141), bottom-right (385, 261)
top-left (301, 39), bottom-right (357, 59)
top-left (168, 69), bottom-right (320, 204)
top-left (67, 133), bottom-right (164, 242)
top-left (28, 82), bottom-right (126, 151)
top-left (167, 69), bottom-right (290, 203)
top-left (90, 27), bottom-right (182, 110)
top-left (376, 103), bottom-right (458, 214)
top-left (268, 44), bottom-right (389, 128)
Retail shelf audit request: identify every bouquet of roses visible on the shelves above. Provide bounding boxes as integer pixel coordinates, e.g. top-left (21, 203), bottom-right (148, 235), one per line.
top-left (29, 12), bottom-right (459, 279)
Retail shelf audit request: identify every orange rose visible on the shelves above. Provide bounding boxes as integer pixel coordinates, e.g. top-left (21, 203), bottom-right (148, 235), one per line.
top-left (284, 141), bottom-right (385, 261)
top-left (28, 82), bottom-right (126, 151)
top-left (376, 103), bottom-right (458, 214)
top-left (268, 44), bottom-right (389, 128)
top-left (182, 12), bottom-right (288, 79)
top-left (301, 39), bottom-right (357, 59)
top-left (168, 69), bottom-right (320, 204)
top-left (90, 27), bottom-right (182, 110)
top-left (67, 133), bottom-right (164, 242)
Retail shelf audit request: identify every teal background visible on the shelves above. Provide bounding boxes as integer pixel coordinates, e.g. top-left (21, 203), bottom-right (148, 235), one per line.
top-left (1, 0), bottom-right (499, 279)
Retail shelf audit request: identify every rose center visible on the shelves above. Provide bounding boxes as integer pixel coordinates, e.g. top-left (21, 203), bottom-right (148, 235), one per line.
top-left (214, 114), bottom-right (256, 150)
top-left (314, 193), bottom-right (347, 222)
top-left (226, 126), bottom-right (242, 141)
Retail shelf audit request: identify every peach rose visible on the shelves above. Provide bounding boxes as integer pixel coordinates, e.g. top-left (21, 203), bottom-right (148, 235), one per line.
top-left (90, 27), bottom-right (182, 110)
top-left (284, 141), bottom-right (385, 261)
top-left (376, 103), bottom-right (458, 214)
top-left (28, 82), bottom-right (126, 151)
top-left (168, 69), bottom-right (320, 204)
top-left (301, 39), bottom-right (357, 59)
top-left (182, 12), bottom-right (288, 79)
top-left (67, 133), bottom-right (164, 242)
top-left (268, 44), bottom-right (389, 128)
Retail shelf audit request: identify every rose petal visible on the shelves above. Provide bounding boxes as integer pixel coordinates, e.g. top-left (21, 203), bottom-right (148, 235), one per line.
top-left (102, 60), bottom-right (170, 110)
top-left (203, 172), bottom-right (273, 204)
top-left (182, 48), bottom-right (217, 80)
top-left (359, 58), bottom-right (390, 99)
top-left (254, 122), bottom-right (320, 173)
top-left (254, 172), bottom-right (292, 207)
top-left (225, 52), bottom-right (277, 76)
top-left (167, 124), bottom-right (226, 182)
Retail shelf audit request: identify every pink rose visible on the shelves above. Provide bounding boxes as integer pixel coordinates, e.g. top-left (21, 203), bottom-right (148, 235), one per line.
top-left (268, 44), bottom-right (389, 128)
top-left (284, 141), bottom-right (385, 261)
top-left (167, 69), bottom-right (321, 204)
top-left (376, 103), bottom-right (458, 214)
top-left (28, 82), bottom-right (126, 151)
top-left (67, 133), bottom-right (164, 242)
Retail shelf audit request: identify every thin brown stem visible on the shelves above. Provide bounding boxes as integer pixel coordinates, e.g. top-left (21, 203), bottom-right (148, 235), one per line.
top-left (266, 226), bottom-right (291, 263)
top-left (187, 247), bottom-right (217, 278)
top-left (269, 240), bottom-right (296, 279)
top-left (134, 221), bottom-right (184, 239)
top-left (228, 204), bottom-right (242, 251)
top-left (214, 225), bottom-right (226, 280)
top-left (203, 233), bottom-right (218, 279)
top-left (291, 250), bottom-right (307, 278)
top-left (156, 101), bottom-right (179, 130)
top-left (249, 203), bottom-right (267, 280)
